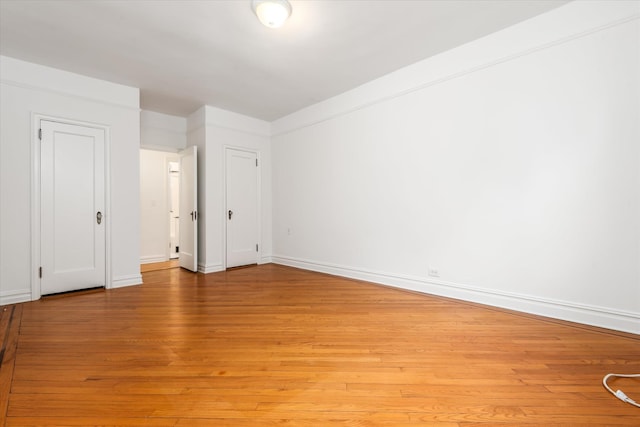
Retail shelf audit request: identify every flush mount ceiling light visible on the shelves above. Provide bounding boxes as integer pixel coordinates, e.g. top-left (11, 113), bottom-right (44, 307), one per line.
top-left (251, 0), bottom-right (292, 29)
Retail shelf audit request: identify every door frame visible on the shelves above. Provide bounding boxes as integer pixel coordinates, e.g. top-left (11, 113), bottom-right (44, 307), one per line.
top-left (223, 146), bottom-right (261, 269)
top-left (165, 155), bottom-right (180, 260)
top-left (31, 114), bottom-right (111, 300)
top-left (138, 147), bottom-right (181, 264)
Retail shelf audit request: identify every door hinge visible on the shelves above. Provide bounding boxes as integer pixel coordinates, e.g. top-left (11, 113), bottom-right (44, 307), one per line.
top-left (256, 158), bottom-right (258, 167)
top-left (38, 129), bottom-right (42, 140)
top-left (256, 244), bottom-right (259, 252)
top-left (39, 266), bottom-right (42, 278)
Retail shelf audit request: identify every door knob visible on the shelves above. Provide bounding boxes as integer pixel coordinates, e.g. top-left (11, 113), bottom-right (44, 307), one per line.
top-left (228, 210), bottom-right (233, 220)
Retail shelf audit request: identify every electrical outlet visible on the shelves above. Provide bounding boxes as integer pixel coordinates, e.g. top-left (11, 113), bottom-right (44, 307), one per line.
top-left (427, 268), bottom-right (439, 278)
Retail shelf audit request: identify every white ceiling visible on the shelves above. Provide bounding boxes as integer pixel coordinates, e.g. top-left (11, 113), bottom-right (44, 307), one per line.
top-left (0, 0), bottom-right (569, 121)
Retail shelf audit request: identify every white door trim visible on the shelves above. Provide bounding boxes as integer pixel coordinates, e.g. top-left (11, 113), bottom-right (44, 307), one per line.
top-left (223, 146), bottom-right (261, 269)
top-left (31, 114), bottom-right (112, 300)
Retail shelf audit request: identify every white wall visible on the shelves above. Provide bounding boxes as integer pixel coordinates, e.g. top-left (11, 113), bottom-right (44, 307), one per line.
top-left (140, 110), bottom-right (186, 151)
top-left (140, 149), bottom-right (178, 263)
top-left (188, 106), bottom-right (272, 273)
top-left (0, 56), bottom-right (141, 304)
top-left (271, 1), bottom-right (640, 333)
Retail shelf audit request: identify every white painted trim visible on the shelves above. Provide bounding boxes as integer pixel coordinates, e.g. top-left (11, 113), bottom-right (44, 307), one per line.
top-left (198, 263), bottom-right (224, 274)
top-left (104, 126), bottom-right (112, 291)
top-left (139, 144), bottom-right (180, 153)
top-left (207, 122), bottom-right (270, 138)
top-left (259, 256), bottom-right (272, 265)
top-left (1, 55), bottom-right (139, 109)
top-left (271, 255), bottom-right (640, 335)
top-left (0, 290), bottom-right (32, 305)
top-left (111, 274), bottom-right (142, 289)
top-left (141, 127), bottom-right (189, 137)
top-left (140, 255), bottom-right (168, 264)
top-left (1, 79), bottom-right (139, 112)
top-left (31, 114), bottom-right (42, 301)
top-left (31, 114), bottom-right (112, 299)
top-left (187, 105), bottom-right (270, 137)
top-left (204, 105), bottom-right (271, 137)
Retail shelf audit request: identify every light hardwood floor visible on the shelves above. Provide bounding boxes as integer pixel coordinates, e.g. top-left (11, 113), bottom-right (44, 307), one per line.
top-left (1, 264), bottom-right (639, 426)
top-left (140, 259), bottom-right (180, 273)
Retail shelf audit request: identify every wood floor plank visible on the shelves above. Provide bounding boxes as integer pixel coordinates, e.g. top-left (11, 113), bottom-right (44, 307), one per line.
top-left (4, 417), bottom-right (180, 427)
top-left (0, 305), bottom-right (22, 426)
top-left (1, 264), bottom-right (639, 425)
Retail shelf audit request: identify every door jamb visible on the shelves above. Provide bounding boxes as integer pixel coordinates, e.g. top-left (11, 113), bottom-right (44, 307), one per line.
top-left (31, 114), bottom-right (112, 300)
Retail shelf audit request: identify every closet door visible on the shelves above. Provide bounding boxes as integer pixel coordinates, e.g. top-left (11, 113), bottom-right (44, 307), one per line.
top-left (226, 148), bottom-right (259, 268)
top-left (40, 120), bottom-right (105, 294)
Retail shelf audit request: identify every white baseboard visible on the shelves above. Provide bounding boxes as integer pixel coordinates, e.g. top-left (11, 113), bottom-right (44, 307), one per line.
top-left (271, 255), bottom-right (639, 335)
top-left (140, 255), bottom-right (168, 264)
top-left (198, 263), bottom-right (224, 274)
top-left (259, 255), bottom-right (273, 264)
top-left (110, 274), bottom-right (142, 289)
top-left (197, 258), bottom-right (272, 272)
top-left (0, 289), bottom-right (32, 305)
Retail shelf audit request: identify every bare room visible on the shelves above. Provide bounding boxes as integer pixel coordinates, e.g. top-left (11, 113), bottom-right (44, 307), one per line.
top-left (1, 0), bottom-right (638, 425)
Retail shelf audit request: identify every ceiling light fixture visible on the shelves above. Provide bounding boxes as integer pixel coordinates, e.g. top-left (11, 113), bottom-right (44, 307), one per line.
top-left (251, 0), bottom-right (292, 29)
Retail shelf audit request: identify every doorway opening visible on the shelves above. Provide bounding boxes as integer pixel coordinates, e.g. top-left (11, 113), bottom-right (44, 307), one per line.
top-left (139, 147), bottom-right (197, 272)
top-left (139, 149), bottom-right (180, 265)
top-left (168, 160), bottom-right (180, 259)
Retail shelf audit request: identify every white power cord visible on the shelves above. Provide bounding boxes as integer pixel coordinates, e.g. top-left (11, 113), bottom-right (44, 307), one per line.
top-left (602, 373), bottom-right (640, 408)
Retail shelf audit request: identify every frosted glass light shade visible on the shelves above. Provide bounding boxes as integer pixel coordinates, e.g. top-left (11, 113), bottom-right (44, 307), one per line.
top-left (252, 0), bottom-right (292, 28)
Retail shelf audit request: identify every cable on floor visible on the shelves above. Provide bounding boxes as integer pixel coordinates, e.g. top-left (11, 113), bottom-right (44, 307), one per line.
top-left (602, 373), bottom-right (640, 408)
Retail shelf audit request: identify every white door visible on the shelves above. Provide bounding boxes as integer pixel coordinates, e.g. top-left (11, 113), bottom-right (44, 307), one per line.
top-left (40, 120), bottom-right (105, 295)
top-left (226, 148), bottom-right (259, 268)
top-left (178, 146), bottom-right (198, 271)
